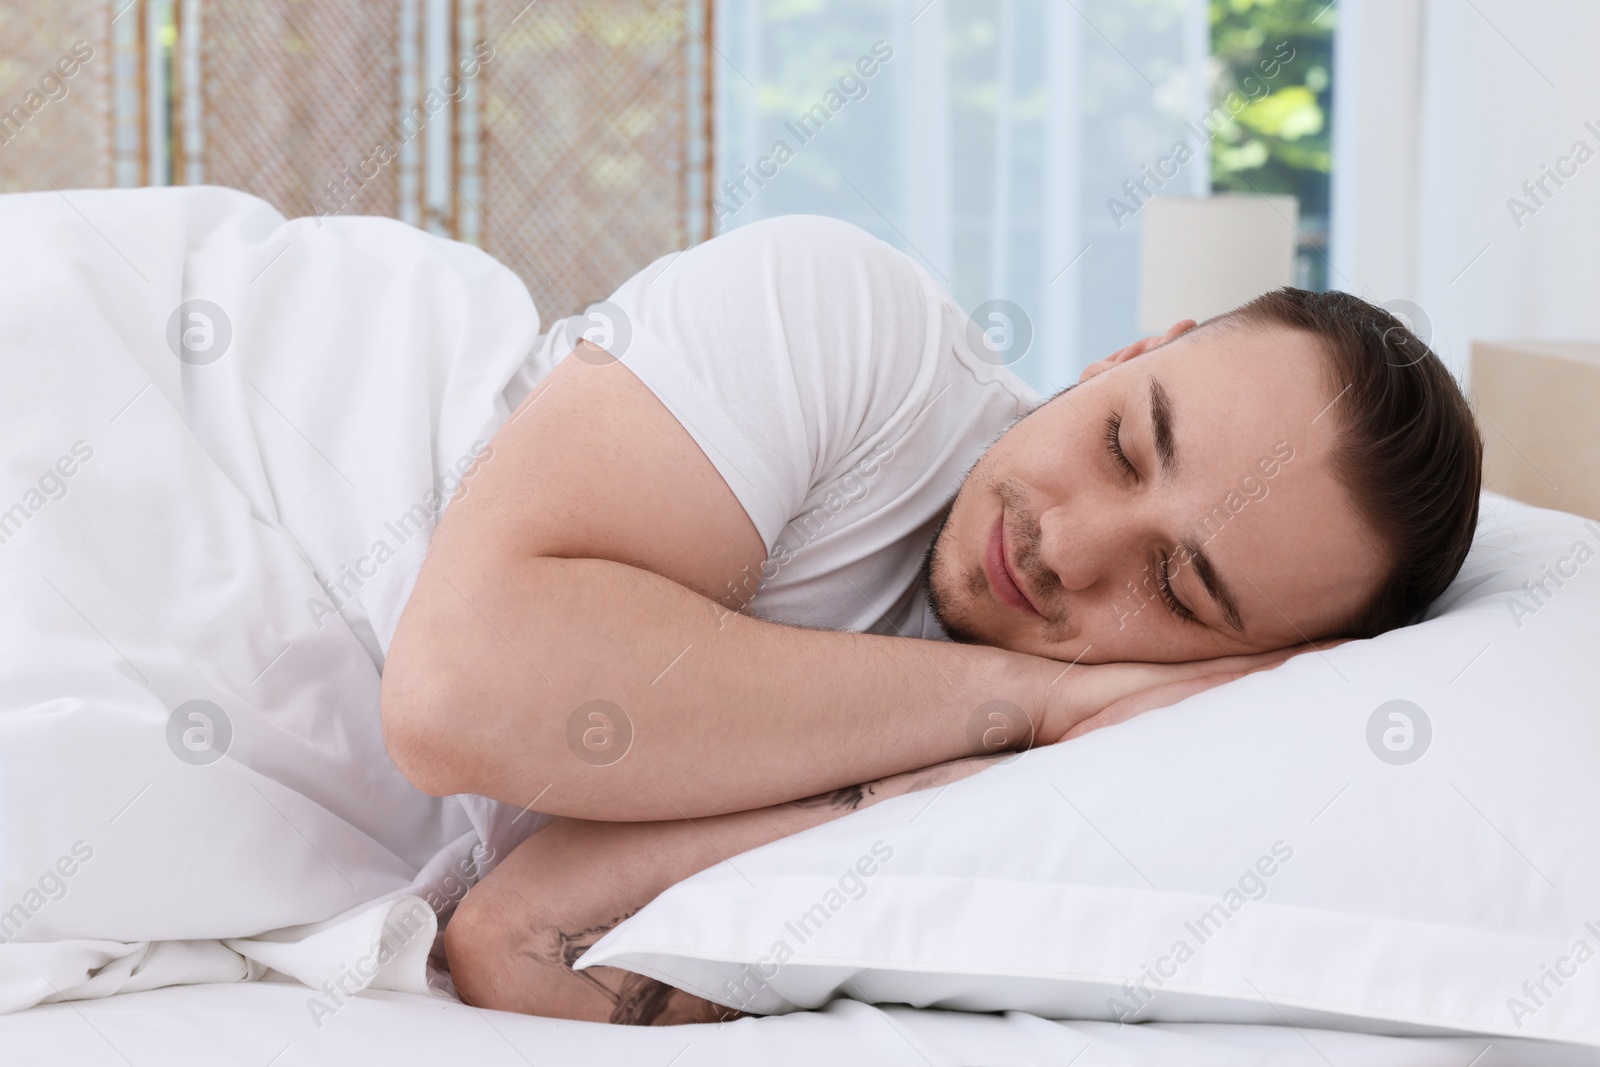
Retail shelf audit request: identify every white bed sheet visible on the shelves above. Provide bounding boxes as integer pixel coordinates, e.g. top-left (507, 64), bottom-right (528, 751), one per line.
top-left (2, 981), bottom-right (1593, 1067)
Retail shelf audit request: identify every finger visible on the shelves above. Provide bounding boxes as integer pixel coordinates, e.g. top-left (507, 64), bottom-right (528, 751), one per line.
top-left (1233, 638), bottom-right (1339, 668)
top-left (1196, 647), bottom-right (1299, 675)
top-left (1059, 670), bottom-right (1248, 742)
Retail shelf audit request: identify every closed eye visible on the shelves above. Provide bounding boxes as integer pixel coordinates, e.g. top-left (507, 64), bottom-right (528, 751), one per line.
top-left (1103, 412), bottom-right (1138, 480)
top-left (1105, 411), bottom-right (1196, 625)
top-left (1157, 555), bottom-right (1199, 624)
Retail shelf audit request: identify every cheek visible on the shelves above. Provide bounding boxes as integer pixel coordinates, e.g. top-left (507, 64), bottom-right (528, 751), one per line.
top-left (1067, 607), bottom-right (1163, 660)
top-left (1003, 403), bottom-right (1087, 483)
top-left (1070, 576), bottom-right (1244, 663)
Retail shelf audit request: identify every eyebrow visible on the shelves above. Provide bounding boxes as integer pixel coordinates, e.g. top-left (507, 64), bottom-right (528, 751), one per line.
top-left (1144, 375), bottom-right (1245, 634)
top-left (1148, 377), bottom-right (1177, 477)
top-left (1178, 535), bottom-right (1247, 633)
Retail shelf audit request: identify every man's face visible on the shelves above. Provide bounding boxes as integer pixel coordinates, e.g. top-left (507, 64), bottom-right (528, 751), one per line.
top-left (921, 319), bottom-right (1386, 664)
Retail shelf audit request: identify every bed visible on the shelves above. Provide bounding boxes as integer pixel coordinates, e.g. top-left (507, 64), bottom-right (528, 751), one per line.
top-left (5, 979), bottom-right (1598, 1066)
top-left (2, 186), bottom-right (1597, 1065)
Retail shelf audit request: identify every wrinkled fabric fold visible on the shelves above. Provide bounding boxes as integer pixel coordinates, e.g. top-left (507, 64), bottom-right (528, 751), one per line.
top-left (0, 186), bottom-right (546, 1012)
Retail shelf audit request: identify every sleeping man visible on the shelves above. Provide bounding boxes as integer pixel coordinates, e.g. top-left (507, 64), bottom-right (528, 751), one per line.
top-left (376, 216), bottom-right (1483, 1024)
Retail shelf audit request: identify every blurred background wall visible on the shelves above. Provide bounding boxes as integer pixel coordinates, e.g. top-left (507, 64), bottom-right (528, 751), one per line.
top-left (2, 0), bottom-right (1594, 395)
top-left (712, 0), bottom-right (1334, 392)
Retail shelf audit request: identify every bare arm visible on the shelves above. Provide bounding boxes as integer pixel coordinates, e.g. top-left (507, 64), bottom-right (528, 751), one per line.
top-left (382, 345), bottom-right (1308, 821)
top-left (444, 751), bottom-right (1012, 1023)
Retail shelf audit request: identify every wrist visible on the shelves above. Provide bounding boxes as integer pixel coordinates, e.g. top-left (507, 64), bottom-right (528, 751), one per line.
top-left (962, 645), bottom-right (1064, 753)
top-left (1022, 650), bottom-right (1100, 746)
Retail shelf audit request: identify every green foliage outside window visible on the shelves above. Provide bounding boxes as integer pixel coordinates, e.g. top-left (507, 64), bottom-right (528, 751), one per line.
top-left (1210, 0), bottom-right (1335, 288)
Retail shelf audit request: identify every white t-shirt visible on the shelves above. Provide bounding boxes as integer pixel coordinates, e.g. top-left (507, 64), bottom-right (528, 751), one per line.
top-left (502, 215), bottom-right (1042, 640)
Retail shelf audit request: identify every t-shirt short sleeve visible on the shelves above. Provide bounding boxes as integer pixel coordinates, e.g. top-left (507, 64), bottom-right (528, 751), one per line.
top-left (532, 213), bottom-right (1041, 638)
top-left (595, 215), bottom-right (939, 554)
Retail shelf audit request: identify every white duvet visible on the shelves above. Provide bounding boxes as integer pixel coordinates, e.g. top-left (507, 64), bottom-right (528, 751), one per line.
top-left (0, 186), bottom-right (548, 1014)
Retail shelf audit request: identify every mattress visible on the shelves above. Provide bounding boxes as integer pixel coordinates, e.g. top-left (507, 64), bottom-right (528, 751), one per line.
top-left (2, 980), bottom-right (1593, 1066)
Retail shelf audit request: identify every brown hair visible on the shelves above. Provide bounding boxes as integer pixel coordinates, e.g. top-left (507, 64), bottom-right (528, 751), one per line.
top-left (1209, 287), bottom-right (1484, 638)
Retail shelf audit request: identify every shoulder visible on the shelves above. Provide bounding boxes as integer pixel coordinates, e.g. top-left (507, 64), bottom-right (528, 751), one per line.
top-left (699, 215), bottom-right (929, 297)
top-left (615, 215), bottom-right (939, 372)
top-left (720, 213), bottom-right (900, 256)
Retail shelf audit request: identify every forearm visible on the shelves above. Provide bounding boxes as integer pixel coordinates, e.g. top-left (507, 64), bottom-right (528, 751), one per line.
top-left (445, 751), bottom-right (1008, 1022)
top-left (385, 553), bottom-right (1055, 820)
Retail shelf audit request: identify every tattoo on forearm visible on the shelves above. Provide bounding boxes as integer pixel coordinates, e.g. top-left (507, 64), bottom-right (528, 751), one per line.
top-left (903, 750), bottom-right (1012, 789)
top-left (789, 751), bottom-right (1014, 816)
top-left (610, 971), bottom-right (681, 1025)
top-left (538, 908), bottom-right (744, 1025)
top-left (790, 781), bottom-right (875, 811)
top-left (539, 909), bottom-right (644, 1007)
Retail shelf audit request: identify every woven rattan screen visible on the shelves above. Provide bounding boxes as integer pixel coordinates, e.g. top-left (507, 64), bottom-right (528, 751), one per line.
top-left (174, 0), bottom-right (400, 220)
top-left (0, 3), bottom-right (112, 193)
top-left (478, 0), bottom-right (695, 320)
top-left (2, 1), bottom-right (708, 319)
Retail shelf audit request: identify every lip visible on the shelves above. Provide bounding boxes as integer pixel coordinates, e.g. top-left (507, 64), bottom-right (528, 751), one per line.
top-left (985, 512), bottom-right (1041, 617)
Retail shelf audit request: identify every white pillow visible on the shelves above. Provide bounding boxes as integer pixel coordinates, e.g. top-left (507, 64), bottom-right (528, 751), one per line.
top-left (578, 492), bottom-right (1600, 1049)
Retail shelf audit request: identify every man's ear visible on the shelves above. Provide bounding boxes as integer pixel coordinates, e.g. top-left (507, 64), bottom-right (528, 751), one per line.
top-left (1079, 319), bottom-right (1198, 384)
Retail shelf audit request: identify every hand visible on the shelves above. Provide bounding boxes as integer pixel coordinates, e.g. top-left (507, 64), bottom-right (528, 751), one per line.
top-left (1038, 639), bottom-right (1348, 745)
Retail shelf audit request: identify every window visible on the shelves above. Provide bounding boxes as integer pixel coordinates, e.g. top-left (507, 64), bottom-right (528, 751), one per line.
top-left (711, 0), bottom-right (1334, 390)
top-left (1208, 0), bottom-right (1335, 290)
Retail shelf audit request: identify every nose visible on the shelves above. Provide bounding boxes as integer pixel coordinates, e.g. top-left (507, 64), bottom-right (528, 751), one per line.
top-left (1035, 491), bottom-right (1139, 594)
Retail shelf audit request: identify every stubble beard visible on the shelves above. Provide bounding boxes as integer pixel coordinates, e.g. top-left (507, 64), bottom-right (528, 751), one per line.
top-left (920, 477), bottom-right (997, 646)
top-left (918, 391), bottom-right (1067, 648)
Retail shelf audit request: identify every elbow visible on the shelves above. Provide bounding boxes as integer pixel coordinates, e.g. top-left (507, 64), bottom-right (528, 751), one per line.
top-left (379, 623), bottom-right (633, 819)
top-left (380, 647), bottom-right (470, 798)
top-left (445, 867), bottom-right (600, 1019)
top-left (381, 638), bottom-right (572, 808)
top-left (443, 881), bottom-right (520, 1011)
